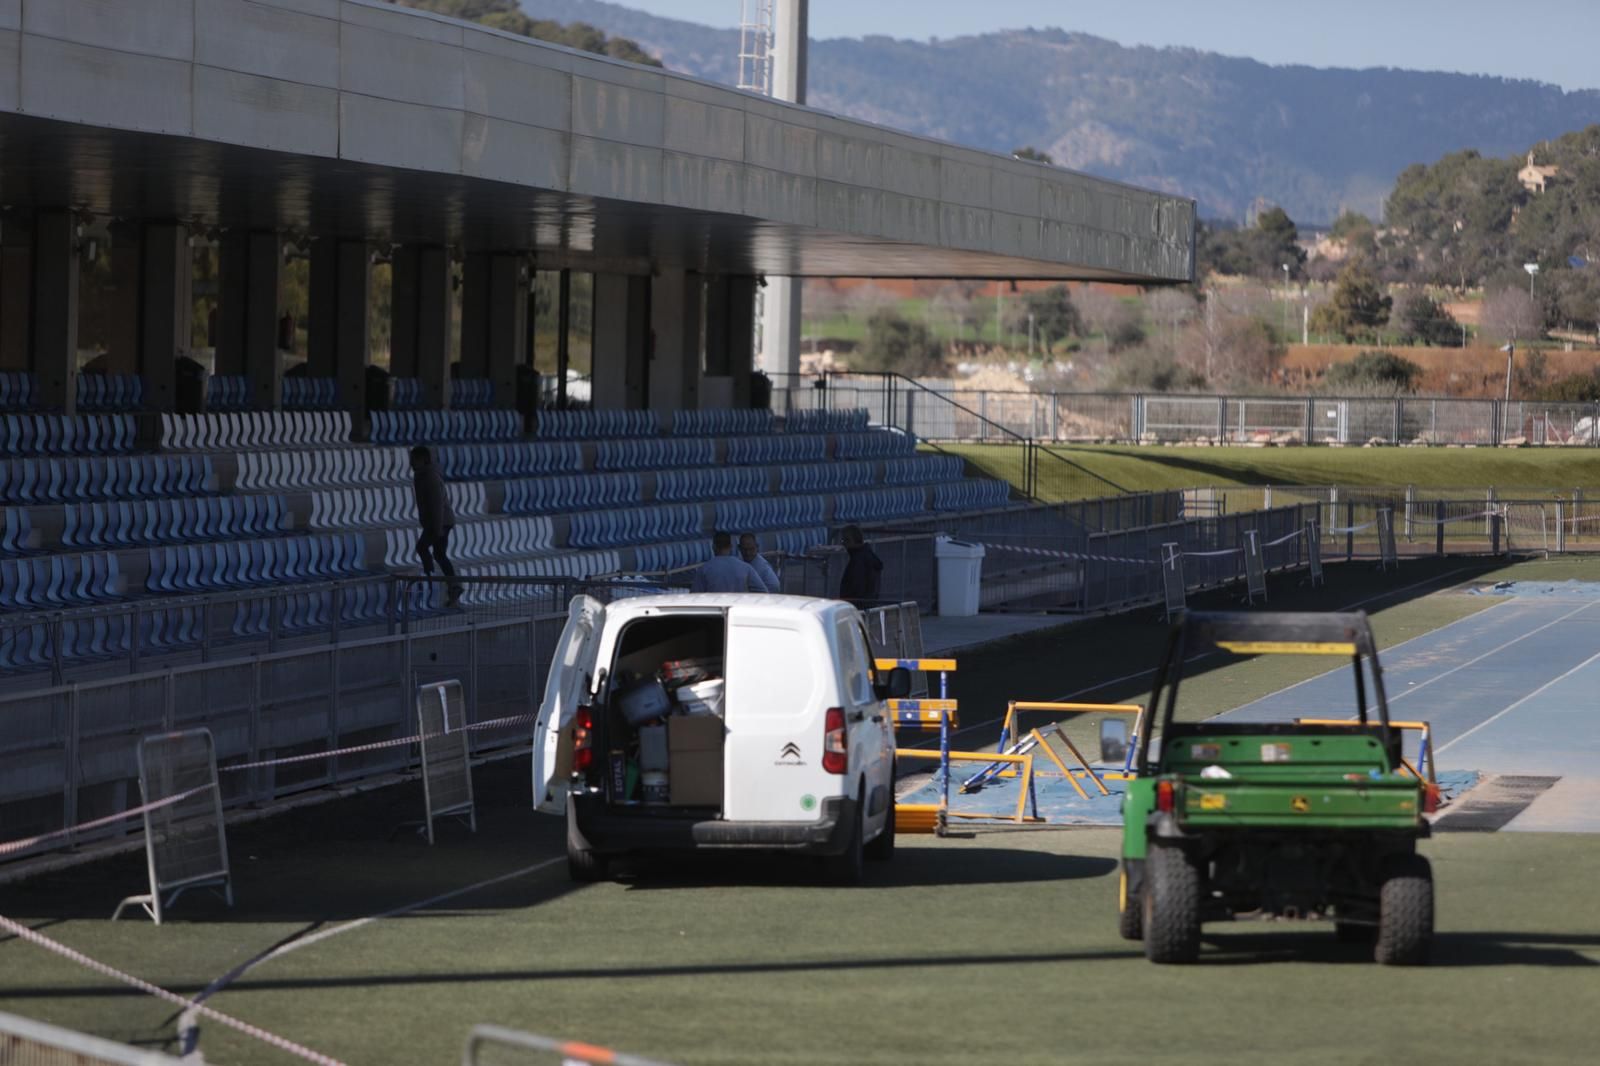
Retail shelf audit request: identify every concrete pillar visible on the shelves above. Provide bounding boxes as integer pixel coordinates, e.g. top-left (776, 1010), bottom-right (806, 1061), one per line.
top-left (593, 272), bottom-right (650, 410)
top-left (32, 210), bottom-right (79, 414)
top-left (309, 239), bottom-right (370, 414)
top-left (727, 276), bottom-right (757, 408)
top-left (107, 223), bottom-right (141, 376)
top-left (390, 245), bottom-right (451, 407)
top-left (649, 271), bottom-right (702, 414)
top-left (217, 230), bottom-right (281, 409)
top-left (0, 217), bottom-right (33, 372)
top-left (108, 222), bottom-right (190, 410)
top-left (758, 0), bottom-right (808, 381)
top-left (458, 252), bottom-right (525, 409)
top-left (458, 251), bottom-right (489, 378)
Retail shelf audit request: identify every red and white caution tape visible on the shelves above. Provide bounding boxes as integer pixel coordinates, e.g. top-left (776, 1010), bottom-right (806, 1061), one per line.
top-left (0, 785), bottom-right (212, 859)
top-left (1262, 528), bottom-right (1308, 548)
top-left (0, 914), bottom-right (347, 1066)
top-left (1325, 521), bottom-right (1377, 534)
top-left (1, 714), bottom-right (536, 860)
top-left (976, 541), bottom-right (1155, 566)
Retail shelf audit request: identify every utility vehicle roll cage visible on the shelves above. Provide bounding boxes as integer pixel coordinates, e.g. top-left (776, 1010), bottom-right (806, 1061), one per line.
top-left (1137, 611), bottom-right (1393, 775)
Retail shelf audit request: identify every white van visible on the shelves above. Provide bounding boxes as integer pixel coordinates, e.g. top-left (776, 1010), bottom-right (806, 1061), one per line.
top-left (532, 593), bottom-right (911, 883)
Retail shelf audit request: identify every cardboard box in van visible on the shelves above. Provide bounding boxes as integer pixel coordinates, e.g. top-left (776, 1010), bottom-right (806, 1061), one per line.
top-left (668, 714), bottom-right (724, 806)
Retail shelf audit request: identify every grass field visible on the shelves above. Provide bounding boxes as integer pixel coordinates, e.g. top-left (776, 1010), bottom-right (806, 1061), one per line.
top-left (4, 557), bottom-right (1600, 1065)
top-left (932, 441), bottom-right (1600, 502)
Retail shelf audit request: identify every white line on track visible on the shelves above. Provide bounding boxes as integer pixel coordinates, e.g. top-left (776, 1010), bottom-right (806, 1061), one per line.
top-left (1435, 647), bottom-right (1600, 755)
top-left (912, 564), bottom-right (1483, 749)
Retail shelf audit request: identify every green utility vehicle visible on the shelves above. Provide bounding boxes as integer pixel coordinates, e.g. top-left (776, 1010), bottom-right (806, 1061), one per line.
top-left (1118, 611), bottom-right (1436, 965)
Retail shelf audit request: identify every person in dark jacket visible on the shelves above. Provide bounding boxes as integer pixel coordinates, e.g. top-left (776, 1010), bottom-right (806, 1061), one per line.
top-left (410, 445), bottom-right (461, 606)
top-left (838, 524), bottom-right (883, 607)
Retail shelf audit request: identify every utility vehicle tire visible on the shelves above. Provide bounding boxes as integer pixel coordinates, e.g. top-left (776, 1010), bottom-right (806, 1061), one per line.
top-left (1118, 862), bottom-right (1144, 941)
top-left (865, 790), bottom-right (895, 862)
top-left (1375, 853), bottom-right (1433, 966)
top-left (826, 798), bottom-right (866, 886)
top-left (567, 845), bottom-right (608, 883)
top-left (1143, 845), bottom-right (1201, 963)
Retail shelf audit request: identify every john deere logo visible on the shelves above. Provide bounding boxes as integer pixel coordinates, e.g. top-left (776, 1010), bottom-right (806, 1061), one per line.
top-left (775, 742), bottom-right (804, 766)
top-left (1291, 795), bottom-right (1311, 813)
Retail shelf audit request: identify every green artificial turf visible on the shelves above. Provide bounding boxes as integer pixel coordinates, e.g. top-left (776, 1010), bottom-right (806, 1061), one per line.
top-left (934, 442), bottom-right (1600, 502)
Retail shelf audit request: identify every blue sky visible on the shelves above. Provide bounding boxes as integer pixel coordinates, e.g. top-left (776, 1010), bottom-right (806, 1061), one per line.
top-left (627, 1), bottom-right (1600, 92)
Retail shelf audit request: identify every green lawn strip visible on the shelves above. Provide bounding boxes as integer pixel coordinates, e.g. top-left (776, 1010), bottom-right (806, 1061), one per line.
top-left (933, 442), bottom-right (1600, 501)
top-left (104, 830), bottom-right (1600, 1064)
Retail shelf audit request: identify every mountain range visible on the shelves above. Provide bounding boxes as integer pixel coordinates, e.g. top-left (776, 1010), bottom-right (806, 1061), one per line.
top-left (519, 0), bottom-right (1600, 224)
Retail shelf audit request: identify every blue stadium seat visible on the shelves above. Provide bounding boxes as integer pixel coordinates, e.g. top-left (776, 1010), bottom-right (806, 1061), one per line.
top-left (933, 479), bottom-right (1012, 512)
top-left (671, 409), bottom-right (775, 436)
top-left (282, 377), bottom-right (340, 410)
top-left (834, 430), bottom-right (916, 460)
top-left (886, 455), bottom-right (965, 484)
top-left (654, 467), bottom-right (768, 502)
top-left (786, 408), bottom-right (870, 433)
top-left (727, 434), bottom-right (827, 465)
top-left (535, 409), bottom-right (658, 440)
top-left (833, 487), bottom-right (927, 523)
top-left (206, 375), bottom-right (251, 411)
top-left (450, 378), bottom-right (494, 409)
top-left (0, 370), bottom-right (35, 411)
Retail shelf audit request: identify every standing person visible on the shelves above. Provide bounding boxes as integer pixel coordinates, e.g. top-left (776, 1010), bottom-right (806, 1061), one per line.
top-left (838, 524), bottom-right (884, 607)
top-left (692, 531), bottom-right (765, 593)
top-left (738, 532), bottom-right (781, 593)
top-left (410, 445), bottom-right (461, 607)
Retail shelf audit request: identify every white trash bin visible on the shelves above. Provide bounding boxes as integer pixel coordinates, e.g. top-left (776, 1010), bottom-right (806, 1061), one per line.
top-left (934, 536), bottom-right (985, 617)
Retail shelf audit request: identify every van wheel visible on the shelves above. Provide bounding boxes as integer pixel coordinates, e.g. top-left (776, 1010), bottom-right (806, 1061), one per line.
top-left (1143, 844), bottom-right (1201, 964)
top-left (1375, 854), bottom-right (1432, 966)
top-left (826, 800), bottom-right (866, 886)
top-left (865, 790), bottom-right (895, 862)
top-left (1118, 861), bottom-right (1144, 941)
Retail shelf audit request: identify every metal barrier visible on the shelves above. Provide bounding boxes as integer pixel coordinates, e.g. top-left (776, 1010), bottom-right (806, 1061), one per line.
top-left (881, 656), bottom-right (957, 836)
top-left (416, 680), bottom-right (476, 845)
top-left (111, 729), bottom-right (231, 925)
top-left (0, 1010), bottom-right (188, 1065)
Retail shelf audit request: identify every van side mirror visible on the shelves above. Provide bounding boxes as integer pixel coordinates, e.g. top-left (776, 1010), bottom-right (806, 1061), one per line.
top-left (875, 667), bottom-right (912, 701)
top-left (1100, 718), bottom-right (1129, 764)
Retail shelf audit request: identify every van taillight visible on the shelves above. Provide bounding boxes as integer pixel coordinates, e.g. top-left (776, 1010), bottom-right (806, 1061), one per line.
top-left (1156, 779), bottom-right (1175, 812)
top-left (573, 706), bottom-right (594, 772)
top-left (822, 707), bottom-right (847, 774)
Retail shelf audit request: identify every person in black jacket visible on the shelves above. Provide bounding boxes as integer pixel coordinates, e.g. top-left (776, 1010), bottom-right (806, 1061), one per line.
top-left (838, 524), bottom-right (883, 607)
top-left (410, 445), bottom-right (461, 607)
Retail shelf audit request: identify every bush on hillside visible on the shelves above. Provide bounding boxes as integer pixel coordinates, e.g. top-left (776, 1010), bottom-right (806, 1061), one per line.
top-left (1321, 350), bottom-right (1423, 394)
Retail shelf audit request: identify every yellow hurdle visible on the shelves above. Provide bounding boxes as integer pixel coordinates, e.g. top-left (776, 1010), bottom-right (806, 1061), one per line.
top-left (1294, 718), bottom-right (1437, 785)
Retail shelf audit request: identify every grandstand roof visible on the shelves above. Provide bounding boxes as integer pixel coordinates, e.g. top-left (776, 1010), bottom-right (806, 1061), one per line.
top-left (0, 0), bottom-right (1195, 282)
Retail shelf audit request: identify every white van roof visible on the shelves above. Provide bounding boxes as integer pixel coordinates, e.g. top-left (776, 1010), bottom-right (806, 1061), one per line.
top-left (600, 593), bottom-right (851, 624)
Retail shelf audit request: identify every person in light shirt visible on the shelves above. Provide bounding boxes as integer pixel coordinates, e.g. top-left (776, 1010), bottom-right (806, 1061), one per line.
top-left (738, 532), bottom-right (781, 593)
top-left (691, 531), bottom-right (765, 593)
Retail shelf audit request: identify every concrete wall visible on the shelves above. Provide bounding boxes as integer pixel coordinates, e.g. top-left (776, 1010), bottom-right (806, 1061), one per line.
top-left (0, 0), bottom-right (1194, 282)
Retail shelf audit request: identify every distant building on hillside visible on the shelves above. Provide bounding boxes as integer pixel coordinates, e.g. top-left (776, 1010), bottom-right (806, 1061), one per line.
top-left (1519, 150), bottom-right (1560, 194)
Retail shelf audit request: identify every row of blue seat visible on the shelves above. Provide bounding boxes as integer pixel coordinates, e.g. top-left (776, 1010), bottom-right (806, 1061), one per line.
top-left (147, 533), bottom-right (368, 595)
top-left (382, 516), bottom-right (556, 567)
top-left (162, 411), bottom-right (351, 451)
top-left (671, 409), bottom-right (773, 436)
top-left (834, 487), bottom-right (927, 523)
top-left (77, 374), bottom-right (144, 412)
top-left (0, 510), bottom-right (37, 554)
top-left (835, 431), bottom-right (917, 459)
top-left (933, 479), bottom-right (1013, 511)
top-left (434, 441), bottom-right (584, 481)
top-left (1, 455), bottom-right (216, 505)
top-left (715, 495), bottom-right (827, 533)
top-left (234, 446), bottom-right (407, 492)
top-left (0, 370), bottom-right (35, 411)
top-left (208, 375), bottom-right (252, 411)
top-left (452, 379), bottom-right (494, 409)
top-left (389, 377), bottom-right (424, 409)
top-left (369, 409), bottom-right (520, 445)
top-left (655, 467), bottom-right (769, 503)
top-left (502, 473), bottom-right (644, 516)
top-left (535, 408), bottom-right (659, 440)
top-left (282, 377), bottom-right (340, 410)
top-left (725, 434), bottom-right (828, 465)
top-left (594, 438), bottom-right (716, 472)
top-left (309, 483), bottom-right (486, 531)
top-left (629, 527), bottom-right (827, 574)
top-left (3, 414), bottom-right (136, 456)
top-left (786, 408), bottom-right (869, 433)
top-left (568, 504), bottom-right (703, 549)
top-left (58, 496), bottom-right (291, 550)
top-left (886, 455), bottom-right (964, 484)
top-left (0, 553), bottom-right (123, 612)
top-left (780, 461), bottom-right (875, 493)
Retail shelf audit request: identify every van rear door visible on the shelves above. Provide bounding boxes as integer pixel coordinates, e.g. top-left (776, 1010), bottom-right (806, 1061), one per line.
top-left (532, 595), bottom-right (606, 815)
top-left (722, 606), bottom-right (834, 822)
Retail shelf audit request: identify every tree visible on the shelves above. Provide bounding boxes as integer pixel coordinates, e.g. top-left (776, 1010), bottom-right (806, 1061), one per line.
top-left (1479, 287), bottom-right (1542, 343)
top-left (388, 1), bottom-right (662, 67)
top-left (1394, 291), bottom-right (1462, 347)
top-left (1309, 260), bottom-right (1393, 340)
top-left (1178, 290), bottom-right (1284, 388)
top-left (1145, 288), bottom-right (1197, 354)
top-left (1322, 350), bottom-right (1423, 394)
top-left (859, 309), bottom-right (946, 377)
top-left (1012, 146), bottom-right (1055, 164)
top-left (1196, 208), bottom-right (1306, 281)
top-left (1021, 285), bottom-right (1083, 354)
